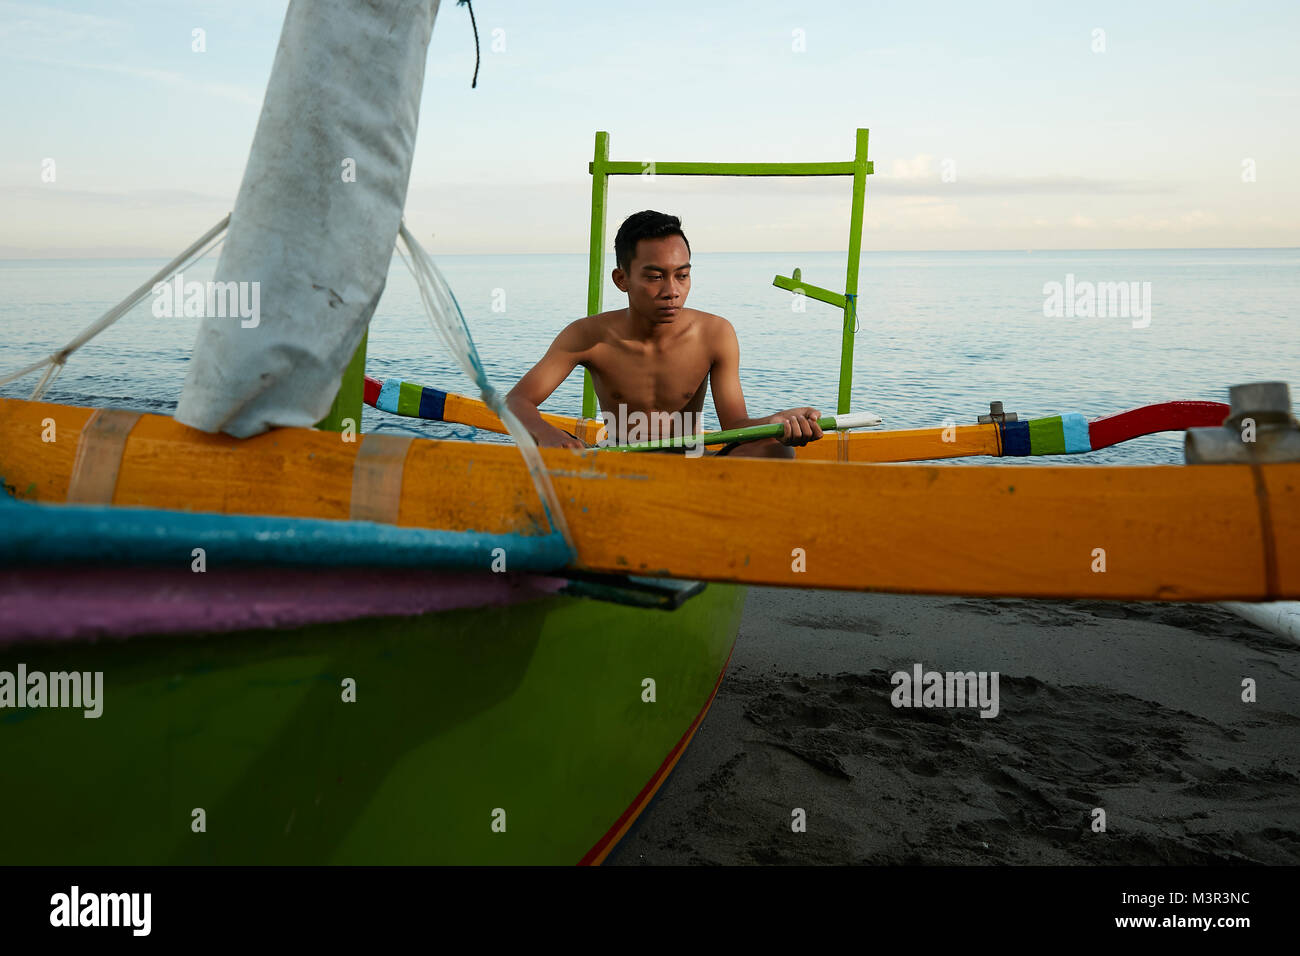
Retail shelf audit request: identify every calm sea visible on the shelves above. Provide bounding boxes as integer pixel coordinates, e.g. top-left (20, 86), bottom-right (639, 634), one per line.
top-left (2, 248), bottom-right (1296, 464)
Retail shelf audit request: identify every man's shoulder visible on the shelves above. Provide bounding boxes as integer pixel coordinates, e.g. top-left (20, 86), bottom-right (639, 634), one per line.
top-left (580, 308), bottom-right (627, 325)
top-left (689, 309), bottom-right (736, 339)
top-left (574, 309), bottom-right (629, 333)
top-left (560, 310), bottom-right (623, 347)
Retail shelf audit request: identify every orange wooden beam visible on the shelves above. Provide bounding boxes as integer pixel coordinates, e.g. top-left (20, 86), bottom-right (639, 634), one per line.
top-left (441, 394), bottom-right (605, 445)
top-left (795, 423), bottom-right (1000, 462)
top-left (416, 389), bottom-right (995, 461)
top-left (2, 397), bottom-right (1295, 601)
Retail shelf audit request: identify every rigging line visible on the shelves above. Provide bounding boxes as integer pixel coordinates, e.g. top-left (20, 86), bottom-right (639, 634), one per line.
top-left (458, 0), bottom-right (481, 88)
top-left (28, 360), bottom-right (64, 401)
top-left (373, 420), bottom-right (458, 439)
top-left (0, 215), bottom-right (231, 396)
top-left (396, 222), bottom-right (576, 556)
top-left (31, 229), bottom-right (229, 401)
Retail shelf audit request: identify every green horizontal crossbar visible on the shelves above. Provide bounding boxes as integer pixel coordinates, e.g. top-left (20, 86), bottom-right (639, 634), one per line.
top-left (772, 272), bottom-right (845, 309)
top-left (591, 160), bottom-right (873, 177)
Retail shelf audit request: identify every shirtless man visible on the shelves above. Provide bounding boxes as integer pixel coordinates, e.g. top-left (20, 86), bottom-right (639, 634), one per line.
top-left (505, 210), bottom-right (823, 458)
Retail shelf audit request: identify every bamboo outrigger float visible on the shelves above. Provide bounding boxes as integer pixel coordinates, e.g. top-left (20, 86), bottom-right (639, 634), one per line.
top-left (360, 373), bottom-right (1237, 463)
top-left (1, 0), bottom-right (1297, 868)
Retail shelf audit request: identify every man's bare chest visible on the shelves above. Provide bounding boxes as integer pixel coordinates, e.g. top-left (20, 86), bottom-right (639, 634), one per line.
top-left (587, 343), bottom-right (711, 411)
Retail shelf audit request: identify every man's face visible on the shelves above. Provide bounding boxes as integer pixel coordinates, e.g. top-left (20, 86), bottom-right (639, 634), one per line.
top-left (613, 234), bottom-right (691, 322)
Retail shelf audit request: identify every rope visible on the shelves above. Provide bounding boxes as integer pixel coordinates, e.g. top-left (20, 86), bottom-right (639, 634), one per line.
top-left (395, 222), bottom-right (576, 556)
top-left (373, 419), bottom-right (479, 441)
top-left (0, 214), bottom-right (231, 399)
top-left (457, 0), bottom-right (481, 88)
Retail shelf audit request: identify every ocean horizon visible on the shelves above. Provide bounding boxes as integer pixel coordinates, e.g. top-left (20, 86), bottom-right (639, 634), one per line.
top-left (4, 244), bottom-right (1297, 260)
top-left (3, 246), bottom-right (1296, 465)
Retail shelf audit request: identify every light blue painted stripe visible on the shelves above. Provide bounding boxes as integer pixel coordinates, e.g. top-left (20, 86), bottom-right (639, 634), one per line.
top-left (376, 378), bottom-right (402, 414)
top-left (0, 493), bottom-right (574, 571)
top-left (1061, 413), bottom-right (1092, 454)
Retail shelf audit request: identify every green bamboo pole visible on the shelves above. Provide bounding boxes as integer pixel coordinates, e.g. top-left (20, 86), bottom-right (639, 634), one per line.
top-left (605, 411), bottom-right (882, 453)
top-left (838, 129), bottom-right (870, 416)
top-left (316, 331), bottom-right (368, 433)
top-left (599, 161), bottom-right (856, 177)
top-left (582, 131), bottom-right (610, 419)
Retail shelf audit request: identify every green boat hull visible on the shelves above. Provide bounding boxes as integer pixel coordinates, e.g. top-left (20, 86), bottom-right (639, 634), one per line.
top-left (0, 583), bottom-right (745, 864)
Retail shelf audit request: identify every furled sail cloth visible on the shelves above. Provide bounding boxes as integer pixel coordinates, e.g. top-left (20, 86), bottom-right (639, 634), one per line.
top-left (176, 0), bottom-right (442, 437)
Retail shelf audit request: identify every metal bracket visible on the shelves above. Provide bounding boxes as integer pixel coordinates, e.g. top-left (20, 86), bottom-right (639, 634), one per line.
top-left (1186, 381), bottom-right (1300, 464)
top-left (559, 573), bottom-right (707, 611)
top-left (978, 401), bottom-right (1019, 424)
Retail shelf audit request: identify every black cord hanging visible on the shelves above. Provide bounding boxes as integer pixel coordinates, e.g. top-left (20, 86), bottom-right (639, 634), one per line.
top-left (457, 1), bottom-right (481, 89)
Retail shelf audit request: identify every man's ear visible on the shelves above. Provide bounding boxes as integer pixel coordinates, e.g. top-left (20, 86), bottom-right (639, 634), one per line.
top-left (611, 267), bottom-right (627, 292)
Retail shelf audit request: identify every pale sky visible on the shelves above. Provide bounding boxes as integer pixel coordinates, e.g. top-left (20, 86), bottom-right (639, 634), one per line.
top-left (1, 0), bottom-right (1297, 256)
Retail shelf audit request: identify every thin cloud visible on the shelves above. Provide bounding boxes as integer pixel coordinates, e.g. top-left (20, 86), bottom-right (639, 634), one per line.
top-left (4, 185), bottom-right (230, 207)
top-left (599, 172), bottom-right (1180, 198)
top-left (17, 55), bottom-right (262, 105)
top-left (878, 177), bottom-right (1180, 196)
top-left (0, 2), bottom-right (117, 42)
top-left (1114, 210), bottom-right (1220, 232)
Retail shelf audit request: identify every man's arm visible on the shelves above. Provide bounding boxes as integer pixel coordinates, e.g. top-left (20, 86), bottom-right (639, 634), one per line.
top-left (708, 317), bottom-right (823, 445)
top-left (505, 320), bottom-right (591, 449)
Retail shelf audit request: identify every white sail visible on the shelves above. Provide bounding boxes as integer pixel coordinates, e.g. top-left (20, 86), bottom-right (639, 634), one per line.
top-left (176, 0), bottom-right (442, 437)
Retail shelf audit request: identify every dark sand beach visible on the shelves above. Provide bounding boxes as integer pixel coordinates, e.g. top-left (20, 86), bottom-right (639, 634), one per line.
top-left (609, 588), bottom-right (1300, 865)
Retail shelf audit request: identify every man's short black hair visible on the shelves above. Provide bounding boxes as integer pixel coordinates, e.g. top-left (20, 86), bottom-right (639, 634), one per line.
top-left (614, 210), bottom-right (691, 272)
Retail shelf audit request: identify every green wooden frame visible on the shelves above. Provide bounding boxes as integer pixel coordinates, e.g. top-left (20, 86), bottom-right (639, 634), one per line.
top-left (584, 128), bottom-right (873, 417)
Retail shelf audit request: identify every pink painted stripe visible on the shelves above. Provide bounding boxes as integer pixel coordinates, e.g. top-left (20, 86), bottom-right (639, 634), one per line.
top-left (0, 568), bottom-right (566, 645)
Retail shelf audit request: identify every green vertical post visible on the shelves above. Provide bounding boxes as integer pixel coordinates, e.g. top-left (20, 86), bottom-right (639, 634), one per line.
top-left (838, 128), bottom-right (870, 415)
top-left (583, 131), bottom-right (610, 419)
top-left (316, 331), bottom-right (368, 432)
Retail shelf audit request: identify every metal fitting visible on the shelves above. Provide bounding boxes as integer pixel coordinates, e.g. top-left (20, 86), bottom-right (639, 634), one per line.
top-left (1185, 381), bottom-right (1300, 464)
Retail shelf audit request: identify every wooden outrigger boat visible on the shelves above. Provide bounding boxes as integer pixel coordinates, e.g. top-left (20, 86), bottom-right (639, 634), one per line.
top-left (0, 449), bottom-right (743, 864)
top-left (0, 0), bottom-right (747, 866)
top-left (1, 0), bottom-right (1297, 868)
